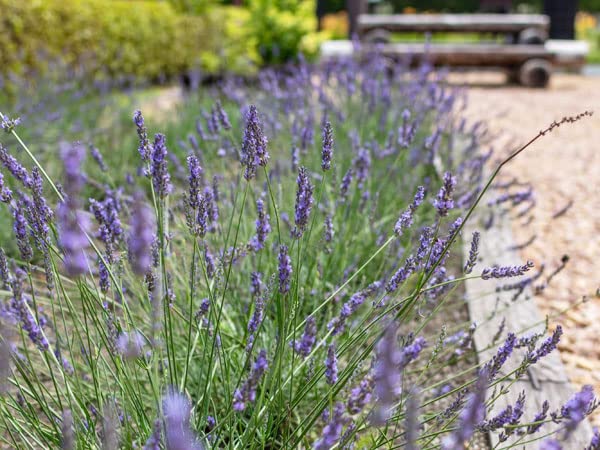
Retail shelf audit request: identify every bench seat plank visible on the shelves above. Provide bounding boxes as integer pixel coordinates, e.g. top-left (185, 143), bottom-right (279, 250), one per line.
top-left (358, 13), bottom-right (550, 34)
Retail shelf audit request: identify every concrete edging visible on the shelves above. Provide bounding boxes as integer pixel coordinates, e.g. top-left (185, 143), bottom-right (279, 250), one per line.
top-left (462, 205), bottom-right (594, 449)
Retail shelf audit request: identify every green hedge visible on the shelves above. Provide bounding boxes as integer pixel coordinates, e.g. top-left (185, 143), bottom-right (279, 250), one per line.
top-left (0, 0), bottom-right (258, 90)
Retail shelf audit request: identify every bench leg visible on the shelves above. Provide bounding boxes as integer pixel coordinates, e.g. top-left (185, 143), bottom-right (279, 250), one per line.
top-left (519, 59), bottom-right (552, 88)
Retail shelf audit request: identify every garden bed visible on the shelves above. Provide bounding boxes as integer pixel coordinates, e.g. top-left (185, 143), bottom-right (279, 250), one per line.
top-left (0, 56), bottom-right (597, 449)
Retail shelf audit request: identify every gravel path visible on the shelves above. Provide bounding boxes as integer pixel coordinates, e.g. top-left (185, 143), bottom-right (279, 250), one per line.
top-left (458, 72), bottom-right (600, 425)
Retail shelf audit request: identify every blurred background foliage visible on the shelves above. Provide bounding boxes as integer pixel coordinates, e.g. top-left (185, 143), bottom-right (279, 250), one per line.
top-left (0, 0), bottom-right (325, 95)
top-left (1, 0), bottom-right (600, 92)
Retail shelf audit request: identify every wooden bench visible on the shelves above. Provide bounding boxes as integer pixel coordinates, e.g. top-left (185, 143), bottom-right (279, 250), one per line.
top-left (365, 42), bottom-right (587, 87)
top-left (358, 13), bottom-right (550, 45)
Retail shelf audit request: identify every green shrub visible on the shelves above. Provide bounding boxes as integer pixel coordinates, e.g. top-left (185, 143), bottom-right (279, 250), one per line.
top-left (0, 0), bottom-right (216, 87)
top-left (247, 0), bottom-right (324, 64)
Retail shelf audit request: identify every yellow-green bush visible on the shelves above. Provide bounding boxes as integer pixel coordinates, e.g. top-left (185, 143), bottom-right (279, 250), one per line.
top-left (0, 0), bottom-right (217, 86)
top-left (247, 0), bottom-right (325, 64)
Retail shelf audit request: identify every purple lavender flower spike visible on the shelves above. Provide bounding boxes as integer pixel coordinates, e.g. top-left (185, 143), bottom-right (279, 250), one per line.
top-left (90, 145), bottom-right (107, 172)
top-left (9, 270), bottom-right (49, 350)
top-left (150, 134), bottom-right (172, 198)
top-left (250, 271), bottom-right (262, 297)
top-left (292, 167), bottom-right (314, 238)
top-left (143, 419), bottom-right (161, 450)
top-left (186, 155), bottom-right (203, 209)
top-left (321, 121), bottom-right (333, 171)
top-left (527, 400), bottom-right (550, 434)
top-left (241, 105), bottom-right (268, 180)
top-left (292, 316), bottom-right (317, 357)
top-left (373, 325), bottom-right (402, 424)
top-left (278, 245), bottom-right (292, 294)
top-left (527, 325), bottom-right (562, 364)
top-left (386, 256), bottom-right (416, 293)
top-left (441, 369), bottom-right (488, 449)
top-left (57, 143), bottom-right (90, 276)
top-left (314, 403), bottom-right (348, 450)
top-left (0, 173), bottom-right (13, 203)
top-left (0, 114), bottom-right (21, 133)
top-left (133, 110), bottom-right (151, 161)
top-left (215, 100), bottom-right (232, 130)
top-left (483, 332), bottom-right (516, 380)
top-left (233, 350), bottom-right (268, 411)
top-left (128, 193), bottom-right (155, 275)
top-left (464, 231), bottom-right (480, 274)
top-left (249, 198), bottom-right (271, 251)
top-left (324, 215), bottom-right (334, 243)
top-left (61, 409), bottom-right (75, 450)
top-left (353, 147), bottom-right (371, 189)
top-left (481, 260), bottom-right (534, 280)
top-left (540, 439), bottom-right (563, 450)
top-left (0, 144), bottom-right (32, 188)
top-left (163, 390), bottom-right (203, 450)
top-left (404, 390), bottom-right (421, 450)
top-left (394, 186), bottom-right (425, 236)
top-left (347, 377), bottom-right (374, 414)
top-left (339, 168), bottom-right (354, 203)
top-left (116, 331), bottom-right (146, 360)
top-left (433, 172), bottom-right (456, 217)
top-left (560, 385), bottom-right (596, 435)
top-left (585, 427), bottom-right (600, 450)
top-left (13, 205), bottom-right (32, 261)
top-left (325, 344), bottom-right (338, 385)
top-left (291, 145), bottom-right (300, 172)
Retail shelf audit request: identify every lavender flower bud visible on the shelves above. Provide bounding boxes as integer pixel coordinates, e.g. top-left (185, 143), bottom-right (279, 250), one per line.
top-left (215, 100), bottom-right (231, 130)
top-left (433, 172), bottom-right (456, 217)
top-left (347, 377), bottom-right (374, 414)
top-left (321, 121), bottom-right (333, 171)
top-left (233, 350), bottom-right (268, 411)
top-left (90, 145), bottom-right (107, 172)
top-left (292, 316), bottom-right (317, 357)
top-left (523, 400), bottom-right (550, 435)
top-left (560, 385), bottom-right (596, 435)
top-left (249, 198), bottom-right (271, 251)
top-left (314, 403), bottom-right (347, 450)
top-left (540, 439), bottom-right (562, 450)
top-left (143, 419), bottom-right (161, 450)
top-left (57, 143), bottom-right (90, 276)
top-left (292, 167), bottom-right (314, 238)
top-left (128, 193), bottom-right (155, 275)
top-left (464, 231), bottom-right (480, 274)
top-left (241, 105), bottom-right (268, 180)
top-left (0, 173), bottom-right (13, 203)
top-left (0, 144), bottom-right (32, 187)
top-left (133, 110), bottom-right (151, 161)
top-left (483, 333), bottom-right (516, 380)
top-left (150, 134), bottom-right (172, 198)
top-left (339, 168), bottom-right (354, 202)
top-left (163, 391), bottom-right (202, 450)
top-left (441, 369), bottom-right (488, 449)
top-left (324, 215), bottom-right (334, 243)
top-left (61, 409), bottom-right (75, 450)
top-left (0, 114), bottom-right (21, 133)
top-left (394, 186), bottom-right (425, 236)
top-left (585, 427), bottom-right (599, 450)
top-left (278, 245), bottom-right (292, 295)
top-left (325, 344), bottom-right (338, 385)
top-left (481, 260), bottom-right (534, 280)
top-left (115, 331), bottom-right (146, 360)
top-left (13, 205), bottom-right (32, 261)
top-left (527, 325), bottom-right (562, 364)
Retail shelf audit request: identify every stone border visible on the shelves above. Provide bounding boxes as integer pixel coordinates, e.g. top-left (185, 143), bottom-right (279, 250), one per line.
top-left (463, 206), bottom-right (594, 448)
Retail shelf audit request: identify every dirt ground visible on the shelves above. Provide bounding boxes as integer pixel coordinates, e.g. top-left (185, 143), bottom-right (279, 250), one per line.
top-left (456, 71), bottom-right (600, 425)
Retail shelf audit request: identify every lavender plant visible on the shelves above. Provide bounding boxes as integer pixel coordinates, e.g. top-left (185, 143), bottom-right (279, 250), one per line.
top-left (0, 53), bottom-right (595, 450)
